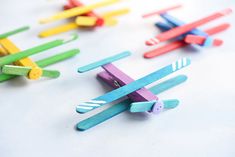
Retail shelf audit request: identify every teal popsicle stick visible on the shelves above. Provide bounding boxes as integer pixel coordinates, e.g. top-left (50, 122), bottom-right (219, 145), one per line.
top-left (0, 49), bottom-right (80, 82)
top-left (78, 51), bottom-right (131, 73)
top-left (0, 26), bottom-right (30, 39)
top-left (77, 75), bottom-right (188, 131)
top-left (0, 34), bottom-right (78, 67)
top-left (129, 99), bottom-right (180, 113)
top-left (2, 65), bottom-right (60, 78)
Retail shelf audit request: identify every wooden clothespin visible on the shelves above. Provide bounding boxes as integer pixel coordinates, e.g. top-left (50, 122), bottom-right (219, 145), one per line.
top-left (76, 51), bottom-right (191, 131)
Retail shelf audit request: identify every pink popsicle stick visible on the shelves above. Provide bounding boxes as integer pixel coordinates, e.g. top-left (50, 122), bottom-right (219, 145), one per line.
top-left (145, 8), bottom-right (232, 46)
top-left (142, 4), bottom-right (182, 18)
top-left (144, 23), bottom-right (230, 58)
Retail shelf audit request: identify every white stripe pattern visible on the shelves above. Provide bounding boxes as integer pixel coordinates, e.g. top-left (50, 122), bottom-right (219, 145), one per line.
top-left (172, 58), bottom-right (188, 71)
top-left (76, 106), bottom-right (93, 110)
top-left (148, 38), bottom-right (160, 45)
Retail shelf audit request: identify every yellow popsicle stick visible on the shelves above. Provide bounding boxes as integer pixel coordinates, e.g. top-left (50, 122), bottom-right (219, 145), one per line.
top-left (101, 8), bottom-right (130, 18)
top-left (0, 38), bottom-right (42, 79)
top-left (39, 23), bottom-right (78, 38)
top-left (75, 16), bottom-right (97, 26)
top-left (0, 46), bottom-right (7, 56)
top-left (40, 0), bottom-right (120, 24)
top-left (104, 18), bottom-right (118, 26)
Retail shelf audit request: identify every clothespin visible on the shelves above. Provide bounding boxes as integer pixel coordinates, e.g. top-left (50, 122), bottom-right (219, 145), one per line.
top-left (39, 0), bottom-right (130, 38)
top-left (0, 26), bottom-right (79, 82)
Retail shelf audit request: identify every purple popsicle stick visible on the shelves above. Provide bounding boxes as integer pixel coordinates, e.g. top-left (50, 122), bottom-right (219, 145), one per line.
top-left (97, 63), bottom-right (163, 113)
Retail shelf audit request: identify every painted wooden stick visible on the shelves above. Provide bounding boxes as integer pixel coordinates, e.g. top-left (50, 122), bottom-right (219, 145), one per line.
top-left (144, 23), bottom-right (230, 58)
top-left (66, 0), bottom-right (104, 26)
top-left (184, 35), bottom-right (223, 46)
top-left (0, 34), bottom-right (78, 66)
top-left (0, 49), bottom-right (79, 82)
top-left (2, 65), bottom-right (60, 78)
top-left (76, 58), bottom-right (190, 113)
top-left (39, 0), bottom-right (120, 24)
top-left (145, 8), bottom-right (232, 46)
top-left (39, 23), bottom-right (78, 38)
top-left (0, 26), bottom-right (30, 39)
top-left (142, 4), bottom-right (182, 18)
top-left (77, 75), bottom-right (187, 131)
top-left (130, 99), bottom-right (180, 113)
top-left (78, 51), bottom-right (131, 73)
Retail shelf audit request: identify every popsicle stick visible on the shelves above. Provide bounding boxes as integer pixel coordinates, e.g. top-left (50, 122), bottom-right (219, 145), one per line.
top-left (76, 58), bottom-right (190, 113)
top-left (0, 26), bottom-right (30, 39)
top-left (75, 16), bottom-right (97, 26)
top-left (77, 75), bottom-right (187, 131)
top-left (0, 49), bottom-right (80, 82)
top-left (184, 35), bottom-right (223, 46)
top-left (0, 46), bottom-right (7, 56)
top-left (39, 23), bottom-right (78, 38)
top-left (101, 8), bottom-right (130, 18)
top-left (144, 23), bottom-right (230, 58)
top-left (39, 0), bottom-right (120, 24)
top-left (104, 18), bottom-right (118, 26)
top-left (0, 38), bottom-right (38, 67)
top-left (0, 34), bottom-right (78, 66)
top-left (145, 8), bottom-right (232, 46)
top-left (155, 22), bottom-right (173, 32)
top-left (130, 99), bottom-right (180, 113)
top-left (67, 0), bottom-right (104, 26)
top-left (2, 65), bottom-right (60, 78)
top-left (78, 51), bottom-right (131, 73)
top-left (142, 4), bottom-right (182, 18)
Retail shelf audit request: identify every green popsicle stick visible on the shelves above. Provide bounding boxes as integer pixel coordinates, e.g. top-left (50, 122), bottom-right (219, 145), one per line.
top-left (0, 26), bottom-right (30, 39)
top-left (0, 49), bottom-right (80, 82)
top-left (2, 65), bottom-right (60, 78)
top-left (0, 34), bottom-right (78, 67)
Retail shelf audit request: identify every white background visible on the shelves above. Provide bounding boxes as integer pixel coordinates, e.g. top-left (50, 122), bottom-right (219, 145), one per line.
top-left (0, 0), bottom-right (235, 157)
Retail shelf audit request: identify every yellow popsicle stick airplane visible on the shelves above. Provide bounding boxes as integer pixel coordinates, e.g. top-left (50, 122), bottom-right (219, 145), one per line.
top-left (39, 0), bottom-right (130, 38)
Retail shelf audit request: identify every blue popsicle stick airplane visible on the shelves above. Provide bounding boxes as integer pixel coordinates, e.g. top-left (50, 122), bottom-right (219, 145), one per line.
top-left (76, 51), bottom-right (191, 131)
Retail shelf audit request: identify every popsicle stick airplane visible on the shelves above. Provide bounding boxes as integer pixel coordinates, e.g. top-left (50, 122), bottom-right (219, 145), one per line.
top-left (0, 26), bottom-right (80, 82)
top-left (76, 51), bottom-right (191, 131)
top-left (142, 5), bottom-right (232, 58)
top-left (39, 0), bottom-right (130, 38)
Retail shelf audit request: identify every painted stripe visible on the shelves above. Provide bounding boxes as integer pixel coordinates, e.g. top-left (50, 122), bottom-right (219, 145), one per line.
top-left (79, 103), bottom-right (101, 107)
top-left (87, 100), bottom-right (106, 104)
top-left (183, 58), bottom-right (187, 66)
top-left (172, 61), bottom-right (177, 71)
top-left (76, 106), bottom-right (93, 110)
top-left (177, 58), bottom-right (182, 69)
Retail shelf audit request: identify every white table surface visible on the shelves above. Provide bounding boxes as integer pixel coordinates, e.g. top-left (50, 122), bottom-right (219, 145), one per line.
top-left (1, 0), bottom-right (235, 157)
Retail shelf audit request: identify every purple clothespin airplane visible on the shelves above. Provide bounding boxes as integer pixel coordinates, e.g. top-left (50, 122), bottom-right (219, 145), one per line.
top-left (76, 51), bottom-right (190, 131)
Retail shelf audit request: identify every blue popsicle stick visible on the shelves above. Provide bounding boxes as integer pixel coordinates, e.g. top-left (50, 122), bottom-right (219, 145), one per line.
top-left (76, 58), bottom-right (190, 114)
top-left (129, 99), bottom-right (179, 113)
top-left (78, 51), bottom-right (131, 73)
top-left (77, 75), bottom-right (187, 131)
top-left (155, 22), bottom-right (173, 32)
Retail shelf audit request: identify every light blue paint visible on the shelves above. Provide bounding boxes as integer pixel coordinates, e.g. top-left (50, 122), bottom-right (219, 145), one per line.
top-left (78, 51), bottom-right (131, 73)
top-left (76, 58), bottom-right (190, 114)
top-left (129, 99), bottom-right (179, 113)
top-left (77, 75), bottom-right (187, 131)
